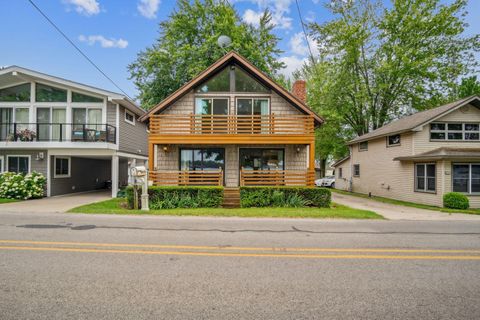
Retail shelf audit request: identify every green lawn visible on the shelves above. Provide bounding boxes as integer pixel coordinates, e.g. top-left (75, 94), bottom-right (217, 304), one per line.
top-left (68, 198), bottom-right (383, 219)
top-left (332, 189), bottom-right (480, 215)
top-left (0, 198), bottom-right (19, 204)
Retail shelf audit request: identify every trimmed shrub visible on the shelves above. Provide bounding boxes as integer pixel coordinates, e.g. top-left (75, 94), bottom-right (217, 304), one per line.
top-left (443, 192), bottom-right (469, 210)
top-left (125, 186), bottom-right (224, 209)
top-left (0, 171), bottom-right (46, 200)
top-left (240, 187), bottom-right (331, 208)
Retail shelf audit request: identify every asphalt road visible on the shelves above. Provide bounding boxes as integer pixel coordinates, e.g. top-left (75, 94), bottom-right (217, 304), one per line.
top-left (1, 211), bottom-right (480, 320)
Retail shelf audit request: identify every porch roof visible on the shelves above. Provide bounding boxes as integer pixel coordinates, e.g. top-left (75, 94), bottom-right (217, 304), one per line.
top-left (394, 147), bottom-right (480, 161)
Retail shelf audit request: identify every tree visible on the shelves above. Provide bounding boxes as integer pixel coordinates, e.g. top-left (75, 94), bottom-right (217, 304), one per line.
top-left (456, 76), bottom-right (480, 98)
top-left (129, 0), bottom-right (285, 109)
top-left (303, 0), bottom-right (479, 145)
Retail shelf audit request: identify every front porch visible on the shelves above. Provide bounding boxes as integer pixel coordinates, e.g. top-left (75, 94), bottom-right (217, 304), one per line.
top-left (149, 145), bottom-right (315, 187)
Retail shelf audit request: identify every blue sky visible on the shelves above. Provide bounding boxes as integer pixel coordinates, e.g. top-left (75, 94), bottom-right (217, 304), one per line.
top-left (1, 0), bottom-right (479, 100)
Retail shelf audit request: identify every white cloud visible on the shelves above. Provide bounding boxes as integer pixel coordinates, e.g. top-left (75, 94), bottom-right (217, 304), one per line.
top-left (63, 0), bottom-right (100, 16)
top-left (241, 0), bottom-right (293, 29)
top-left (289, 32), bottom-right (319, 57)
top-left (137, 0), bottom-right (160, 19)
top-left (278, 55), bottom-right (307, 78)
top-left (78, 35), bottom-right (128, 49)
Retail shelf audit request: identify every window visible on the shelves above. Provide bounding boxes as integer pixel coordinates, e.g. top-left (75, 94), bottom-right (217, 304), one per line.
top-left (415, 163), bottom-right (436, 192)
top-left (125, 109), bottom-right (135, 125)
top-left (430, 122), bottom-right (480, 141)
top-left (72, 108), bottom-right (102, 130)
top-left (195, 98), bottom-right (229, 115)
top-left (72, 92), bottom-right (103, 103)
top-left (35, 83), bottom-right (67, 102)
top-left (194, 64), bottom-right (270, 93)
top-left (36, 107), bottom-right (66, 141)
top-left (239, 148), bottom-right (284, 171)
top-left (353, 164), bottom-right (360, 177)
top-left (180, 148), bottom-right (225, 171)
top-left (7, 155), bottom-right (30, 174)
top-left (387, 134), bottom-right (401, 146)
top-left (452, 163), bottom-right (480, 194)
top-left (358, 141), bottom-right (368, 151)
top-left (338, 167), bottom-right (343, 178)
top-left (236, 98), bottom-right (269, 115)
top-left (54, 157), bottom-right (71, 178)
top-left (0, 83), bottom-right (30, 102)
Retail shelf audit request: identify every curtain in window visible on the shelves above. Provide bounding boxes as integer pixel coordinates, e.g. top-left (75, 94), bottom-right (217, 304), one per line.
top-left (52, 108), bottom-right (66, 141)
top-left (0, 108), bottom-right (13, 140)
top-left (15, 108), bottom-right (29, 131)
top-left (36, 108), bottom-right (50, 141)
top-left (87, 109), bottom-right (102, 130)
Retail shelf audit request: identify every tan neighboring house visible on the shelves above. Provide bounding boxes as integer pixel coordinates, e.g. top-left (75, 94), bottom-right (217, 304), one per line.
top-left (333, 96), bottom-right (480, 208)
top-left (140, 51), bottom-right (323, 206)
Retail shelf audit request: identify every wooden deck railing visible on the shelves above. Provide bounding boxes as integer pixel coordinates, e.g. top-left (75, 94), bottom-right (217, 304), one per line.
top-left (149, 170), bottom-right (223, 186)
top-left (150, 114), bottom-right (314, 135)
top-left (240, 169), bottom-right (315, 186)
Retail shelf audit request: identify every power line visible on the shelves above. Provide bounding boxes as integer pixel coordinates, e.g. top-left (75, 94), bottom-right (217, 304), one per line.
top-left (294, 0), bottom-right (315, 65)
top-left (27, 0), bottom-right (133, 100)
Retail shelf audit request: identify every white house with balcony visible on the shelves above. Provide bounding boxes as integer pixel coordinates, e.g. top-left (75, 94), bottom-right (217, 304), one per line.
top-left (0, 66), bottom-right (148, 197)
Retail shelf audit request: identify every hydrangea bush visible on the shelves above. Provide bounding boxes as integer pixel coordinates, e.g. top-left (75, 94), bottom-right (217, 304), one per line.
top-left (0, 171), bottom-right (46, 200)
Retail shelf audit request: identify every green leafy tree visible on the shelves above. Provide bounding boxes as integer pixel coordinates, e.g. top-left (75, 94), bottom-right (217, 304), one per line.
top-left (303, 0), bottom-right (479, 161)
top-left (456, 76), bottom-right (480, 98)
top-left (129, 0), bottom-right (285, 109)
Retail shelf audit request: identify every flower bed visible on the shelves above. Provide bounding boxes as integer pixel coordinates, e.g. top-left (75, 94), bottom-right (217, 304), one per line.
top-left (0, 172), bottom-right (46, 200)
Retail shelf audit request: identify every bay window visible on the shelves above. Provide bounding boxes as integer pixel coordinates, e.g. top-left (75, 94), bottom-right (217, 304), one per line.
top-left (452, 164), bottom-right (480, 194)
top-left (415, 163), bottom-right (436, 192)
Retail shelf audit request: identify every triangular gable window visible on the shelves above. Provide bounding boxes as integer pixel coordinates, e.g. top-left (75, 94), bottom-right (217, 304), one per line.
top-left (195, 64), bottom-right (270, 93)
top-left (72, 91), bottom-right (104, 103)
top-left (36, 83), bottom-right (67, 102)
top-left (0, 83), bottom-right (30, 102)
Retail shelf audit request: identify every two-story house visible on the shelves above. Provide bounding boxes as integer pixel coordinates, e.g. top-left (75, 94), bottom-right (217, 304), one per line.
top-left (333, 95), bottom-right (480, 208)
top-left (0, 66), bottom-right (148, 197)
top-left (140, 52), bottom-right (323, 206)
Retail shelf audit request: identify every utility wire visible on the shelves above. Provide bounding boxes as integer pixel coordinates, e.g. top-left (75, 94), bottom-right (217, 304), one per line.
top-left (294, 0), bottom-right (316, 65)
top-left (27, 0), bottom-right (133, 100)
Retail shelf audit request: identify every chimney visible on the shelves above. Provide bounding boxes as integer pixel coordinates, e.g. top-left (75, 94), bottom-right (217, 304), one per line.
top-left (292, 80), bottom-right (306, 103)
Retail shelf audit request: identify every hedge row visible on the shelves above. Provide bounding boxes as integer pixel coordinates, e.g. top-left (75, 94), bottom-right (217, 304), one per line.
top-left (240, 187), bottom-right (331, 208)
top-left (126, 186), bottom-right (224, 209)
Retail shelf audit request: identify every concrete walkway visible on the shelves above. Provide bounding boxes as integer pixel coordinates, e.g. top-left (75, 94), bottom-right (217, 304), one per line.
top-left (0, 191), bottom-right (110, 214)
top-left (332, 192), bottom-right (480, 221)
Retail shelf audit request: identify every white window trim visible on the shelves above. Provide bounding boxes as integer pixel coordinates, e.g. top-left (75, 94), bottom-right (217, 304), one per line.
top-left (53, 156), bottom-right (71, 178)
top-left (414, 163), bottom-right (436, 193)
top-left (234, 97), bottom-right (270, 115)
top-left (430, 122), bottom-right (480, 141)
top-left (195, 97), bottom-right (231, 115)
top-left (6, 155), bottom-right (31, 174)
top-left (0, 156), bottom-right (4, 173)
top-left (124, 109), bottom-right (136, 125)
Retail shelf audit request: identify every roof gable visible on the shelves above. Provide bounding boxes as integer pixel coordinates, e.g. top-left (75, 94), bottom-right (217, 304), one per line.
top-left (348, 96), bottom-right (480, 144)
top-left (139, 51), bottom-right (323, 124)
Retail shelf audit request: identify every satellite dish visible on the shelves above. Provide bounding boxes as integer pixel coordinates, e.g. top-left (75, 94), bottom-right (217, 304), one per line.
top-left (217, 35), bottom-right (232, 49)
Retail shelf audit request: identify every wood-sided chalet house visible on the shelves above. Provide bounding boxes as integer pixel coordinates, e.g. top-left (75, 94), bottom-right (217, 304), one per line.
top-left (140, 52), bottom-right (323, 195)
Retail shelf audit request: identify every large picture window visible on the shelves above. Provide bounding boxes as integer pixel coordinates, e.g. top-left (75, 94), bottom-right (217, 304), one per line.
top-left (180, 148), bottom-right (225, 172)
top-left (0, 83), bottom-right (30, 102)
top-left (415, 163), bottom-right (436, 192)
top-left (430, 122), bottom-right (480, 141)
top-left (7, 155), bottom-right (30, 174)
top-left (35, 83), bottom-right (67, 102)
top-left (239, 148), bottom-right (284, 171)
top-left (452, 163), bottom-right (480, 194)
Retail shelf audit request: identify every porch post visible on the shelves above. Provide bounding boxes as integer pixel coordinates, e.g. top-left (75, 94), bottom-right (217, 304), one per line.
top-left (111, 155), bottom-right (119, 198)
top-left (308, 141), bottom-right (315, 186)
top-left (148, 142), bottom-right (155, 171)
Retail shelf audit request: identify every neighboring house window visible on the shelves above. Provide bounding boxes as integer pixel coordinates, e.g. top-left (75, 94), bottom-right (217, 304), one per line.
top-left (353, 164), bottom-right (360, 177)
top-left (387, 134), bottom-right (401, 146)
top-left (125, 109), bottom-right (135, 125)
top-left (7, 155), bottom-right (30, 174)
top-left (358, 141), bottom-right (368, 151)
top-left (415, 163), bottom-right (436, 192)
top-left (452, 163), bottom-right (480, 194)
top-left (430, 122), bottom-right (480, 141)
top-left (338, 167), bottom-right (343, 178)
top-left (54, 156), bottom-right (71, 178)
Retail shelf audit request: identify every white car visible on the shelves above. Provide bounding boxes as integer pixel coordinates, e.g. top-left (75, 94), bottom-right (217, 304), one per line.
top-left (315, 176), bottom-right (335, 188)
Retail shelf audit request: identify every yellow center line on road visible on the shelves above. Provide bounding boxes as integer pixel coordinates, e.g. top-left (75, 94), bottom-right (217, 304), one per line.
top-left (1, 240), bottom-right (480, 254)
top-left (1, 245), bottom-right (480, 260)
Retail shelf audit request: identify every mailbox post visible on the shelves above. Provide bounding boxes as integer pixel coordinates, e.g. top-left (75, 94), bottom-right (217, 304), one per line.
top-left (130, 166), bottom-right (149, 211)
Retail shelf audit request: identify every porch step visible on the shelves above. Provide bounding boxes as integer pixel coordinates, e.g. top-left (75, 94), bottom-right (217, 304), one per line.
top-left (223, 187), bottom-right (240, 208)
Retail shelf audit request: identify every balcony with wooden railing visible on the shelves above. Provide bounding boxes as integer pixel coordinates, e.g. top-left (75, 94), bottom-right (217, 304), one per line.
top-left (149, 169), bottom-right (223, 186)
top-left (240, 169), bottom-right (315, 187)
top-left (149, 114), bottom-right (315, 145)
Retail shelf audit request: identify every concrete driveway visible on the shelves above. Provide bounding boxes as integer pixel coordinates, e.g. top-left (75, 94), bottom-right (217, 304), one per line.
top-left (332, 192), bottom-right (480, 221)
top-left (0, 191), bottom-right (110, 214)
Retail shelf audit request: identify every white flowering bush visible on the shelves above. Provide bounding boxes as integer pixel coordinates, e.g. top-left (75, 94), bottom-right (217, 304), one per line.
top-left (0, 171), bottom-right (46, 200)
